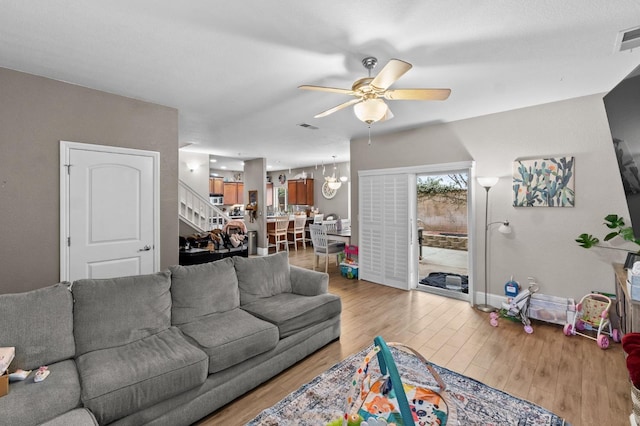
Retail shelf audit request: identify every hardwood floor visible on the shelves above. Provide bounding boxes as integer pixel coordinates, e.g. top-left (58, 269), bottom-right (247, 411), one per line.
top-left (197, 247), bottom-right (631, 426)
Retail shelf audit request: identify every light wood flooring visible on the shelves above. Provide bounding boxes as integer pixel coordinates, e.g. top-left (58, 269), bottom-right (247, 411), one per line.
top-left (197, 247), bottom-right (631, 426)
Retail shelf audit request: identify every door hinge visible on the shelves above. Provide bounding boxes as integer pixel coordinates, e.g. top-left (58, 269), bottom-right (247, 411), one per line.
top-left (64, 164), bottom-right (72, 175)
top-left (67, 237), bottom-right (70, 247)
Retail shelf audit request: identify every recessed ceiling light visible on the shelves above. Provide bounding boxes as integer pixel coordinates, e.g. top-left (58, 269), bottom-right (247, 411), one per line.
top-left (210, 159), bottom-right (217, 163)
top-left (211, 173), bottom-right (219, 177)
top-left (220, 166), bottom-right (227, 169)
top-left (267, 165), bottom-right (273, 169)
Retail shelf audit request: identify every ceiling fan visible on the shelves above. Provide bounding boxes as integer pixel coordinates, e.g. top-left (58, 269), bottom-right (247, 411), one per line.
top-left (299, 56), bottom-right (451, 124)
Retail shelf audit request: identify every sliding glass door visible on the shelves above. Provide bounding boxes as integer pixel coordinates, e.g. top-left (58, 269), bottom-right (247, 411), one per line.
top-left (358, 161), bottom-right (475, 304)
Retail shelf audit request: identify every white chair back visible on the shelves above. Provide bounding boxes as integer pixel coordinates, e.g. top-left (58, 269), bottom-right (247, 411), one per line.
top-left (274, 216), bottom-right (290, 233)
top-left (309, 224), bottom-right (328, 250)
top-left (313, 214), bottom-right (324, 224)
top-left (323, 220), bottom-right (337, 233)
top-left (293, 215), bottom-right (306, 231)
top-left (340, 218), bottom-right (351, 230)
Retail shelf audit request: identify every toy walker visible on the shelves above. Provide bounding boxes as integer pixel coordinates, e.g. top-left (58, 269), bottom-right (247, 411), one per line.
top-left (563, 293), bottom-right (620, 349)
top-left (490, 283), bottom-right (539, 334)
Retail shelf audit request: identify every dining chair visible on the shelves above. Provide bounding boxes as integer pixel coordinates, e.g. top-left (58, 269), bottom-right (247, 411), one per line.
top-left (287, 215), bottom-right (307, 251)
top-left (323, 220), bottom-right (337, 234)
top-left (309, 224), bottom-right (345, 272)
top-left (306, 214), bottom-right (324, 246)
top-left (341, 218), bottom-right (351, 230)
top-left (268, 216), bottom-right (290, 252)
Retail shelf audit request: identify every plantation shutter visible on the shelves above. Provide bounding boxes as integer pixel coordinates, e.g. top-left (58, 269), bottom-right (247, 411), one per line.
top-left (359, 173), bottom-right (412, 289)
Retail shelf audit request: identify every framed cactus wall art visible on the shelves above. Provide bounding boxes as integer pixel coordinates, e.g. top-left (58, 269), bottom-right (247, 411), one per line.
top-left (513, 157), bottom-right (575, 207)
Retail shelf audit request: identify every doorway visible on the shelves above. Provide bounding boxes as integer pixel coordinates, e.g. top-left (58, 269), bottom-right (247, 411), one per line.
top-left (416, 171), bottom-right (470, 302)
top-left (60, 141), bottom-right (160, 282)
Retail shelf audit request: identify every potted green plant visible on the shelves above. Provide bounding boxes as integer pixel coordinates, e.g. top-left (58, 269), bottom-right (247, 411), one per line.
top-left (576, 214), bottom-right (640, 267)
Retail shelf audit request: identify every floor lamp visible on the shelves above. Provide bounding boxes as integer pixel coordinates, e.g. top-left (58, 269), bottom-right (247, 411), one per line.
top-left (477, 177), bottom-right (512, 313)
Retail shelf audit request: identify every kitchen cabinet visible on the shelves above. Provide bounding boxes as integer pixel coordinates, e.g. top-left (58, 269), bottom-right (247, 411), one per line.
top-left (266, 182), bottom-right (273, 206)
top-left (287, 178), bottom-right (314, 205)
top-left (209, 177), bottom-right (224, 195)
top-left (223, 182), bottom-right (244, 205)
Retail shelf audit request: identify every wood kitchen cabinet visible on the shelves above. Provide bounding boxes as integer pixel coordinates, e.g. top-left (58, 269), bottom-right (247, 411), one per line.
top-left (287, 178), bottom-right (314, 205)
top-left (223, 182), bottom-right (244, 205)
top-left (209, 177), bottom-right (224, 195)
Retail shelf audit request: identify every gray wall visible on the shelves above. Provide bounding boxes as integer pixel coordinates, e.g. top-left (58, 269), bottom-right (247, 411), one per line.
top-left (178, 151), bottom-right (210, 199)
top-left (0, 68), bottom-right (179, 294)
top-left (244, 158), bottom-right (268, 249)
top-left (351, 94), bottom-right (631, 300)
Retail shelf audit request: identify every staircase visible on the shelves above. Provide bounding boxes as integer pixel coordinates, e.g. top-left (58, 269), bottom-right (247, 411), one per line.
top-left (178, 180), bottom-right (230, 233)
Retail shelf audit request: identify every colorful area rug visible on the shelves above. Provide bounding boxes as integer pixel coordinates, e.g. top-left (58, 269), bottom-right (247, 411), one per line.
top-left (247, 345), bottom-right (567, 426)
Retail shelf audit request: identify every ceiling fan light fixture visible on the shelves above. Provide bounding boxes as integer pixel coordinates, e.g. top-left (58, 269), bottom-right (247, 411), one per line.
top-left (354, 98), bottom-right (388, 124)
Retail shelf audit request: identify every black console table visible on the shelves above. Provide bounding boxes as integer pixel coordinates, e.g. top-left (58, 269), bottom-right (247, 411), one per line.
top-left (179, 246), bottom-right (248, 266)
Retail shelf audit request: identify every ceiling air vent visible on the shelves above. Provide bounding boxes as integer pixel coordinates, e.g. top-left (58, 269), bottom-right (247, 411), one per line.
top-left (298, 123), bottom-right (319, 130)
top-left (616, 25), bottom-right (640, 52)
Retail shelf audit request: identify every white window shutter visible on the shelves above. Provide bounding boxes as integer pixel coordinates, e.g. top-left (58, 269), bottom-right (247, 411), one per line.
top-left (359, 173), bottom-right (410, 289)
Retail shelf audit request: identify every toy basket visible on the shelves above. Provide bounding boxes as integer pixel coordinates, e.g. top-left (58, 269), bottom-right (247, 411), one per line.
top-left (338, 336), bottom-right (457, 425)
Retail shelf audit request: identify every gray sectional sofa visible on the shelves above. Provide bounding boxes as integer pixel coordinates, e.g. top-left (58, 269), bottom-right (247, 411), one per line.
top-left (0, 252), bottom-right (341, 425)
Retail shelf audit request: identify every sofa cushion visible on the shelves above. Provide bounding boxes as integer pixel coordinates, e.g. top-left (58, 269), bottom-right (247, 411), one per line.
top-left (178, 308), bottom-right (279, 374)
top-left (0, 283), bottom-right (75, 370)
top-left (241, 292), bottom-right (342, 338)
top-left (234, 251), bottom-right (292, 305)
top-left (40, 408), bottom-right (98, 426)
top-left (72, 271), bottom-right (172, 356)
top-left (0, 359), bottom-right (81, 426)
top-left (76, 326), bottom-right (208, 425)
top-left (169, 258), bottom-right (239, 325)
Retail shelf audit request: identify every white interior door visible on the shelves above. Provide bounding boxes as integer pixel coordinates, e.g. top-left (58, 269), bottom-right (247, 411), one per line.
top-left (60, 142), bottom-right (160, 282)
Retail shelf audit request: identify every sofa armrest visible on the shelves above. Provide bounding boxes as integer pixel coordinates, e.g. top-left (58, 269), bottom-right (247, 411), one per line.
top-left (290, 265), bottom-right (329, 296)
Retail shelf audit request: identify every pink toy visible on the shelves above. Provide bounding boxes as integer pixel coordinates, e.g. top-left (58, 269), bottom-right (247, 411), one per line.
top-left (563, 293), bottom-right (620, 349)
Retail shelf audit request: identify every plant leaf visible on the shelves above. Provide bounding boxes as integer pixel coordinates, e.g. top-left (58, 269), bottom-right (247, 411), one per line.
top-left (576, 233), bottom-right (599, 248)
top-left (604, 231), bottom-right (620, 241)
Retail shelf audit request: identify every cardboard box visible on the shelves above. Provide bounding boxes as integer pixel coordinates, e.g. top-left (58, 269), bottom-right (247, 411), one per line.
top-left (0, 372), bottom-right (8, 397)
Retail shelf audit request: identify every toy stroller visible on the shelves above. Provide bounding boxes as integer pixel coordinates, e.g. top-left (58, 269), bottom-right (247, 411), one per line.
top-left (490, 283), bottom-right (539, 334)
top-left (563, 293), bottom-right (620, 349)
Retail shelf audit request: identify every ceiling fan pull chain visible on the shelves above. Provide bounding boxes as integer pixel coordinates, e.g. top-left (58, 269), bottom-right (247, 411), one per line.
top-left (368, 125), bottom-right (372, 146)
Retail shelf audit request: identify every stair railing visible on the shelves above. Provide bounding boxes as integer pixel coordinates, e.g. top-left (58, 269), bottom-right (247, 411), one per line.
top-left (178, 180), bottom-right (230, 233)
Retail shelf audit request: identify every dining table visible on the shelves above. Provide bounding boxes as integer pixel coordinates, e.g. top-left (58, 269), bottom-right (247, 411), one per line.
top-left (326, 228), bottom-right (351, 245)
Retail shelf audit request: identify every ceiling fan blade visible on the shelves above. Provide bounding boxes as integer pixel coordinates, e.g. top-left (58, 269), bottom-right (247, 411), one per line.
top-left (370, 59), bottom-right (412, 90)
top-left (314, 98), bottom-right (362, 118)
top-left (384, 88), bottom-right (451, 101)
top-left (298, 85), bottom-right (354, 95)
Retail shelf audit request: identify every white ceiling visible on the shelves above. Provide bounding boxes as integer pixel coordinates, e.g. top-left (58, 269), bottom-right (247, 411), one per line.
top-left (2, 1), bottom-right (640, 171)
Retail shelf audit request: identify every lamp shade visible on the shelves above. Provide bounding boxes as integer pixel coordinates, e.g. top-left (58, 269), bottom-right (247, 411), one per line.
top-left (354, 98), bottom-right (388, 124)
top-left (498, 222), bottom-right (512, 234)
top-left (327, 180), bottom-right (342, 190)
top-left (477, 176), bottom-right (499, 188)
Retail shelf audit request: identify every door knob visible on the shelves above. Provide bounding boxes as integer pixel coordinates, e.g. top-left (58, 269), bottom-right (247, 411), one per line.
top-left (138, 245), bottom-right (152, 252)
